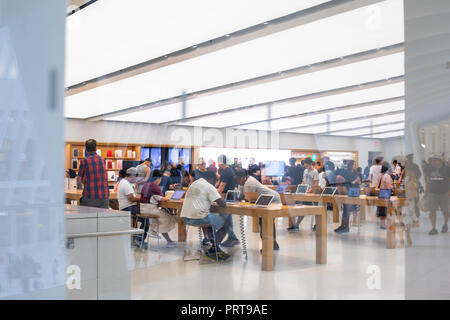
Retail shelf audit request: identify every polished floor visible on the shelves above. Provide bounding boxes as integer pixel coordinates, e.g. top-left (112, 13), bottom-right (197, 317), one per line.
top-left (129, 207), bottom-right (419, 300)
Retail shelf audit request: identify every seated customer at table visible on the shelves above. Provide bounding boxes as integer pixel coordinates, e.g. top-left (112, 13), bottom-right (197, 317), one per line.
top-left (235, 169), bottom-right (280, 251)
top-left (140, 169), bottom-right (177, 248)
top-left (180, 171), bottom-right (231, 261)
top-left (117, 167), bottom-right (149, 249)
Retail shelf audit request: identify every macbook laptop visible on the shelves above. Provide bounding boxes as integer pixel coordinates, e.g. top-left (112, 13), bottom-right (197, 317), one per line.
top-left (378, 189), bottom-right (392, 199)
top-left (348, 187), bottom-right (360, 197)
top-left (250, 194), bottom-right (274, 208)
top-left (171, 190), bottom-right (185, 200)
top-left (275, 184), bottom-right (289, 194)
top-left (396, 189), bottom-right (405, 198)
top-left (225, 190), bottom-right (240, 203)
top-left (295, 184), bottom-right (310, 194)
top-left (321, 187), bottom-right (337, 196)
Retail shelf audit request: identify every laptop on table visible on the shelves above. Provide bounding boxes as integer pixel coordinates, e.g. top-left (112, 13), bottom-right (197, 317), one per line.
top-left (225, 190), bottom-right (240, 203)
top-left (378, 189), bottom-right (392, 199)
top-left (275, 184), bottom-right (289, 194)
top-left (295, 184), bottom-right (310, 194)
top-left (171, 190), bottom-right (185, 200)
top-left (348, 187), bottom-right (361, 197)
top-left (250, 194), bottom-right (275, 208)
top-left (321, 187), bottom-right (337, 196)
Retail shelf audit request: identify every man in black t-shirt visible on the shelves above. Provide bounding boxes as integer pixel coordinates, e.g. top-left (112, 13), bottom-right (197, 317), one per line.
top-left (287, 157), bottom-right (304, 186)
top-left (426, 156), bottom-right (450, 235)
top-left (217, 154), bottom-right (239, 247)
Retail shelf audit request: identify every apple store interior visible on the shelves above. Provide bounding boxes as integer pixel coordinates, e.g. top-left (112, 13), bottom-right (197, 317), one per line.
top-left (1, 0), bottom-right (450, 300)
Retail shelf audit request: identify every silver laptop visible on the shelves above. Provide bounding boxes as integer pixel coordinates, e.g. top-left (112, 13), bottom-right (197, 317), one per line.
top-left (295, 184), bottom-right (310, 194)
top-left (250, 194), bottom-right (274, 208)
top-left (225, 190), bottom-right (240, 203)
top-left (321, 187), bottom-right (337, 196)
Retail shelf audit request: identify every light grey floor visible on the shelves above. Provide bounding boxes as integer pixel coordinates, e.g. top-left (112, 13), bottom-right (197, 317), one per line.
top-left (129, 209), bottom-right (413, 299)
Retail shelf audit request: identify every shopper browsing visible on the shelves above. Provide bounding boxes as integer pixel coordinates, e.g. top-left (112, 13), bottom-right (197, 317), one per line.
top-left (77, 139), bottom-right (110, 209)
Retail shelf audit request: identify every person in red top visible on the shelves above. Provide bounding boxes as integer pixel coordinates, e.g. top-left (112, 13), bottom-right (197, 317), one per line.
top-left (77, 139), bottom-right (110, 208)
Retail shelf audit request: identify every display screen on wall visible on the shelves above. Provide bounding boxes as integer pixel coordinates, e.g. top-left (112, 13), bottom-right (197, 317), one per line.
top-left (151, 148), bottom-right (162, 169)
top-left (265, 161), bottom-right (285, 176)
top-left (168, 148), bottom-right (179, 164)
top-left (180, 148), bottom-right (191, 172)
top-left (141, 147), bottom-right (150, 161)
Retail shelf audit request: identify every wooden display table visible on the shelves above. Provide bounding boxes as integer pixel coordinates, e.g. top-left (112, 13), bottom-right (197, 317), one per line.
top-left (333, 195), bottom-right (406, 249)
top-left (65, 190), bottom-right (117, 205)
top-left (160, 200), bottom-right (327, 271)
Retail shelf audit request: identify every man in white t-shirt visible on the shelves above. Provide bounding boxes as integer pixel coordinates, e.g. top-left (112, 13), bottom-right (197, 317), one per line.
top-left (288, 157), bottom-right (319, 231)
top-left (181, 171), bottom-right (230, 261)
top-left (369, 158), bottom-right (383, 188)
top-left (117, 167), bottom-right (149, 248)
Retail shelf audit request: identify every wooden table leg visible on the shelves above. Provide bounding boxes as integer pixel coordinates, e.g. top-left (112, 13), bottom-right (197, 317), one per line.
top-left (176, 210), bottom-right (187, 242)
top-left (315, 208), bottom-right (327, 264)
top-left (261, 215), bottom-right (274, 271)
top-left (332, 200), bottom-right (339, 223)
top-left (252, 217), bottom-right (259, 233)
top-left (360, 205), bottom-right (366, 221)
top-left (288, 216), bottom-right (294, 228)
top-left (386, 207), bottom-right (396, 249)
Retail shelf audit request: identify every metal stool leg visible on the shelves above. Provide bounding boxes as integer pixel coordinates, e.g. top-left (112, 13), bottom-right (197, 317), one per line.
top-left (239, 215), bottom-right (248, 260)
top-left (211, 227), bottom-right (219, 263)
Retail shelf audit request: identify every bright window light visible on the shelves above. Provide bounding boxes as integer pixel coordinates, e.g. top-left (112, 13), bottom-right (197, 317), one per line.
top-left (199, 147), bottom-right (291, 167)
top-left (178, 82), bottom-right (404, 128)
top-left (330, 123), bottom-right (405, 136)
top-left (103, 53), bottom-right (404, 123)
top-left (66, 0), bottom-right (330, 86)
top-left (362, 130), bottom-right (404, 139)
top-left (65, 0), bottom-right (404, 118)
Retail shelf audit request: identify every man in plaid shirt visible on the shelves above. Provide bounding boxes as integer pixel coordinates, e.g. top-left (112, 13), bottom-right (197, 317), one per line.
top-left (77, 139), bottom-right (110, 208)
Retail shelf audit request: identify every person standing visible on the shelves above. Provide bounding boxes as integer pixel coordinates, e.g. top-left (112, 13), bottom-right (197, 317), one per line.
top-left (287, 157), bottom-right (304, 186)
top-left (369, 158), bottom-right (383, 188)
top-left (334, 160), bottom-right (361, 234)
top-left (288, 157), bottom-right (319, 231)
top-left (376, 162), bottom-right (394, 229)
top-left (363, 159), bottom-right (372, 181)
top-left (426, 156), bottom-right (450, 235)
top-left (405, 153), bottom-right (423, 218)
top-left (193, 157), bottom-right (209, 181)
top-left (217, 154), bottom-right (240, 247)
top-left (136, 158), bottom-right (152, 194)
top-left (77, 139), bottom-right (109, 208)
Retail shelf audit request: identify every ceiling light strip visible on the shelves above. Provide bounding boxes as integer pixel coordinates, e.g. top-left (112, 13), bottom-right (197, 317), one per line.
top-left (223, 96), bottom-right (404, 129)
top-left (280, 110), bottom-right (404, 132)
top-left (359, 129), bottom-right (405, 138)
top-left (67, 0), bottom-right (386, 96)
top-left (157, 76), bottom-right (404, 126)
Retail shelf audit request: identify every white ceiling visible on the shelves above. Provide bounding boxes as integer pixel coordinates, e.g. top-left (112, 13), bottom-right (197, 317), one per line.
top-left (64, 0), bottom-right (405, 139)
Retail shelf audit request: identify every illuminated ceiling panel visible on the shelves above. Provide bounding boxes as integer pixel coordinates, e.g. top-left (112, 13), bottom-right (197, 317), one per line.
top-left (330, 122), bottom-right (405, 136)
top-left (65, 0), bottom-right (331, 86)
top-left (105, 53), bottom-right (404, 124)
top-left (236, 100), bottom-right (404, 131)
top-left (362, 130), bottom-right (404, 139)
top-left (175, 82), bottom-right (404, 128)
top-left (65, 0), bottom-right (404, 118)
top-left (286, 113), bottom-right (405, 134)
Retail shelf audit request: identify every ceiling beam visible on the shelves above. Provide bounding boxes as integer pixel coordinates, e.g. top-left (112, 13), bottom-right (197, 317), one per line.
top-left (68, 0), bottom-right (387, 96)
